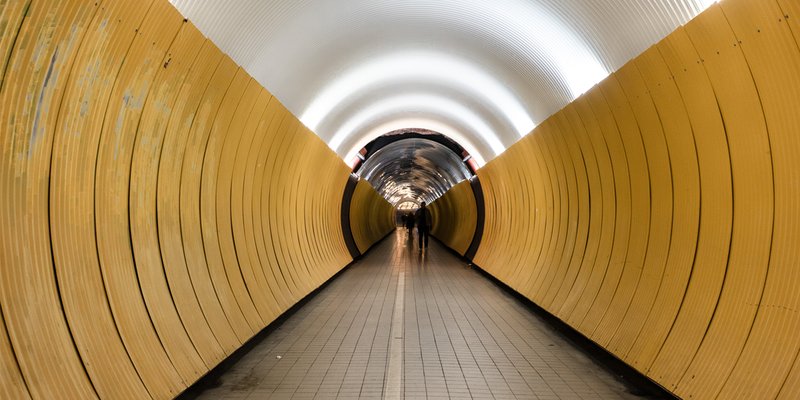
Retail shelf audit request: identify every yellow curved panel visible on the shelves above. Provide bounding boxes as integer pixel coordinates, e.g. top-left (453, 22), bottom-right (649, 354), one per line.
top-left (625, 33), bottom-right (700, 371)
top-left (251, 102), bottom-right (293, 313)
top-left (715, 0), bottom-right (800, 398)
top-left (51, 1), bottom-right (186, 397)
top-left (171, 40), bottom-right (241, 356)
top-left (646, 25), bottom-right (731, 391)
top-left (429, 179), bottom-right (476, 255)
top-left (3, 0), bottom-right (798, 398)
top-left (674, 5), bottom-right (774, 399)
top-left (94, 0), bottom-right (206, 383)
top-left (191, 57), bottom-right (255, 343)
top-left (349, 179), bottom-right (394, 254)
top-left (533, 123), bottom-right (576, 310)
top-left (2, 1), bottom-right (134, 398)
top-left (1, 0), bottom-right (357, 397)
top-left (457, 0), bottom-right (796, 398)
top-left (577, 85), bottom-right (633, 340)
top-left (546, 111), bottom-right (590, 312)
top-left (129, 18), bottom-right (226, 371)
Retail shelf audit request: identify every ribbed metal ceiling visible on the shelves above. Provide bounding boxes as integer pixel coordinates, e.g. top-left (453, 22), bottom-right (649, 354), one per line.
top-left (169, 0), bottom-right (717, 163)
top-left (358, 139), bottom-right (472, 206)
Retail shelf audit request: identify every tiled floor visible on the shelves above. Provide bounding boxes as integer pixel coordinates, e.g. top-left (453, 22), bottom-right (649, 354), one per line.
top-left (191, 230), bottom-right (648, 399)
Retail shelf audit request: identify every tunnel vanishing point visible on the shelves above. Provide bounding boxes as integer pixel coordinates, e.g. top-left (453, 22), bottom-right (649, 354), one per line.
top-left (1, 0), bottom-right (800, 398)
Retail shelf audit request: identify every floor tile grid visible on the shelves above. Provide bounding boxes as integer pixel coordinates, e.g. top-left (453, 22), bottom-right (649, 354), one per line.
top-left (420, 257), bottom-right (460, 399)
top-left (426, 264), bottom-right (490, 400)
top-left (437, 257), bottom-right (574, 399)
top-left (192, 232), bottom-right (651, 400)
top-left (403, 241), bottom-right (427, 399)
top-left (249, 256), bottom-right (392, 399)
top-left (440, 252), bottom-right (635, 399)
top-left (474, 286), bottom-right (625, 399)
top-left (304, 272), bottom-right (380, 400)
top-left (328, 256), bottom-right (394, 399)
top-left (425, 250), bottom-right (528, 400)
top-left (402, 244), bottom-right (507, 400)
top-left (195, 275), bottom-right (356, 399)
top-left (351, 250), bottom-right (396, 399)
top-left (247, 263), bottom-right (385, 399)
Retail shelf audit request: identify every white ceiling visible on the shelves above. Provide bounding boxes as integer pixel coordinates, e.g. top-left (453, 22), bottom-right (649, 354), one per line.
top-left (169, 0), bottom-right (717, 164)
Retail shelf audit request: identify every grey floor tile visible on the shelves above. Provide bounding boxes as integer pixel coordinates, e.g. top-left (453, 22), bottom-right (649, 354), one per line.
top-left (193, 230), bottom-right (650, 400)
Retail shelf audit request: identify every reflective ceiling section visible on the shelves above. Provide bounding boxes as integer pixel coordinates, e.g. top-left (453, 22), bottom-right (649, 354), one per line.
top-left (169, 0), bottom-right (718, 162)
top-left (358, 139), bottom-right (472, 206)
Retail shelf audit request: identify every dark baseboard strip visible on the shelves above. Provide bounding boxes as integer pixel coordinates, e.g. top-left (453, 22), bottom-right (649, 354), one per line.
top-left (430, 236), bottom-right (676, 400)
top-left (353, 228), bottom-right (396, 261)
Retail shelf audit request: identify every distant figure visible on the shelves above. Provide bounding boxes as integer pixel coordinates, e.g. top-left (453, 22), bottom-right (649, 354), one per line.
top-left (405, 212), bottom-right (415, 235)
top-left (415, 202), bottom-right (432, 251)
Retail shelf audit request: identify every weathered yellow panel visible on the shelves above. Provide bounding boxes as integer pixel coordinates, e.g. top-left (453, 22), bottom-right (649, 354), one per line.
top-left (604, 58), bottom-right (674, 358)
top-left (50, 0), bottom-right (186, 397)
top-left (204, 71), bottom-right (264, 332)
top-left (153, 31), bottom-right (231, 361)
top-left (94, 0), bottom-right (209, 384)
top-left (1, 0), bottom-right (103, 398)
top-left (191, 57), bottom-right (255, 343)
top-left (429, 179), bottom-right (476, 255)
top-left (0, 0), bottom-right (29, 91)
top-left (268, 118), bottom-right (304, 299)
top-left (457, 0), bottom-right (796, 398)
top-left (168, 40), bottom-right (241, 355)
top-left (350, 179), bottom-right (394, 254)
top-left (129, 18), bottom-right (227, 371)
top-left (251, 101), bottom-right (293, 313)
top-left (281, 131), bottom-right (315, 295)
top-left (259, 107), bottom-right (300, 306)
top-left (0, 309), bottom-right (28, 399)
top-left (226, 87), bottom-right (279, 320)
top-left (2, 0), bottom-right (357, 397)
top-left (520, 128), bottom-right (556, 302)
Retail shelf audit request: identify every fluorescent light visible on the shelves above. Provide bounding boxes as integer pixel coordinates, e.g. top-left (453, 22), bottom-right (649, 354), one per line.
top-left (301, 51), bottom-right (536, 137)
top-left (329, 93), bottom-right (505, 156)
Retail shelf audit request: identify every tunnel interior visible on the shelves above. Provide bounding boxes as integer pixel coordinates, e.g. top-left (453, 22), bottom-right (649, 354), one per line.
top-left (2, 0), bottom-right (800, 399)
top-left (354, 131), bottom-right (474, 208)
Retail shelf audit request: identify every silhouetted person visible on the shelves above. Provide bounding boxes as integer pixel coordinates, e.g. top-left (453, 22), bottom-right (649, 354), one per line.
top-left (415, 202), bottom-right (432, 251)
top-left (405, 212), bottom-right (415, 235)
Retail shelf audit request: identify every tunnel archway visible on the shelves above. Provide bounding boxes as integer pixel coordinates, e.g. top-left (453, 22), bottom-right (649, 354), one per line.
top-left (353, 129), bottom-right (475, 207)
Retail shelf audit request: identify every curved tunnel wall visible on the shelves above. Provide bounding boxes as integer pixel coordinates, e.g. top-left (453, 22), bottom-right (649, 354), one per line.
top-left (429, 179), bottom-right (477, 256)
top-left (0, 0), bottom-right (390, 398)
top-left (349, 179), bottom-right (396, 255)
top-left (434, 0), bottom-right (800, 398)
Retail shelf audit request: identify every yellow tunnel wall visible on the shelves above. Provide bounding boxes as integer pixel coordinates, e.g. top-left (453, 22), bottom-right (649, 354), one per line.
top-left (432, 0), bottom-right (800, 398)
top-left (429, 179), bottom-right (477, 256)
top-left (0, 0), bottom-right (382, 398)
top-left (349, 179), bottom-right (395, 255)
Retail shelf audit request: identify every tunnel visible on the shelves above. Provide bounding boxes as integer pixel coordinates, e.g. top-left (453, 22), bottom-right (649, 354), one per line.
top-left (1, 0), bottom-right (799, 398)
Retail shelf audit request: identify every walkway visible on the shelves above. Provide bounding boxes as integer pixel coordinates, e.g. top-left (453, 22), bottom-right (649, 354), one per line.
top-left (190, 230), bottom-right (646, 399)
